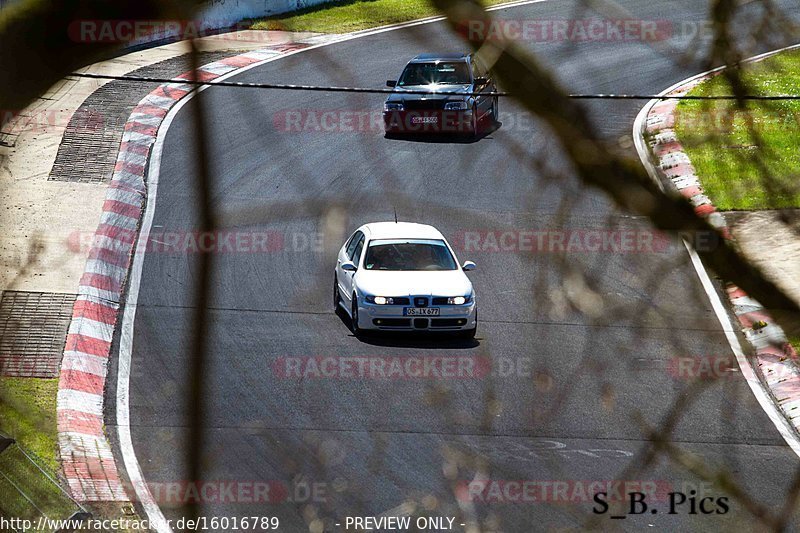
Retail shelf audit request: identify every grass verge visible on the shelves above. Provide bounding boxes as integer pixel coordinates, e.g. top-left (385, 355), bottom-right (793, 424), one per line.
top-left (0, 378), bottom-right (80, 528)
top-left (248, 0), bottom-right (518, 34)
top-left (0, 377), bottom-right (59, 471)
top-left (674, 49), bottom-right (800, 210)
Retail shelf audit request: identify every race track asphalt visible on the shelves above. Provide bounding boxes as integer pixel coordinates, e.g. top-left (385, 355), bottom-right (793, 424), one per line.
top-left (111, 0), bottom-right (800, 530)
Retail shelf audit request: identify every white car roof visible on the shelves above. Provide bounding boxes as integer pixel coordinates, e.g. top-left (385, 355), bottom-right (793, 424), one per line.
top-left (362, 222), bottom-right (445, 241)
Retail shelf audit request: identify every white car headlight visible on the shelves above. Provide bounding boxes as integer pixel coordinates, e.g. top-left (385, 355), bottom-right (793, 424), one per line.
top-left (384, 102), bottom-right (404, 112)
top-left (366, 295), bottom-right (394, 305)
top-left (444, 101), bottom-right (468, 111)
top-left (447, 296), bottom-right (471, 305)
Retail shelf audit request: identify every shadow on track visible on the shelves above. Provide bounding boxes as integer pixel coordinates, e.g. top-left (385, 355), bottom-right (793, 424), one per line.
top-left (334, 306), bottom-right (480, 348)
top-left (384, 120), bottom-right (501, 144)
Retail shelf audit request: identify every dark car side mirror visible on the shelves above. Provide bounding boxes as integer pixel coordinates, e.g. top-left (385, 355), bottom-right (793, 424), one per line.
top-left (386, 80), bottom-right (397, 87)
top-left (474, 77), bottom-right (488, 86)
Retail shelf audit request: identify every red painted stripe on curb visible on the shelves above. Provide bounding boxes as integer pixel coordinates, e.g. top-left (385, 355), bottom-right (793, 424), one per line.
top-left (738, 311), bottom-right (771, 328)
top-left (272, 42), bottom-right (310, 53)
top-left (176, 69), bottom-right (219, 82)
top-left (132, 104), bottom-right (169, 118)
top-left (694, 204), bottom-right (716, 216)
top-left (756, 344), bottom-right (792, 359)
top-left (60, 369), bottom-right (105, 395)
top-left (64, 334), bottom-right (110, 359)
top-left (651, 102), bottom-right (678, 115)
top-left (58, 410), bottom-right (104, 436)
top-left (726, 285), bottom-right (748, 299)
top-left (88, 246), bottom-right (130, 270)
top-left (73, 299), bottom-right (117, 323)
top-left (679, 185), bottom-right (702, 198)
top-left (152, 85), bottom-right (190, 100)
top-left (653, 141), bottom-right (683, 157)
top-left (103, 199), bottom-right (142, 220)
top-left (95, 223), bottom-right (138, 244)
top-left (108, 180), bottom-right (146, 196)
top-left (79, 272), bottom-right (122, 294)
top-left (221, 55), bottom-right (262, 67)
top-left (663, 162), bottom-right (694, 177)
top-left (114, 160), bottom-right (145, 176)
top-left (62, 458), bottom-right (121, 483)
top-left (124, 121), bottom-right (158, 137)
top-left (118, 142), bottom-right (152, 157)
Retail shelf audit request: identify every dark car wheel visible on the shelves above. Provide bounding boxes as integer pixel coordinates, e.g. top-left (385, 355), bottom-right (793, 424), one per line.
top-left (333, 276), bottom-right (340, 312)
top-left (351, 295), bottom-right (362, 336)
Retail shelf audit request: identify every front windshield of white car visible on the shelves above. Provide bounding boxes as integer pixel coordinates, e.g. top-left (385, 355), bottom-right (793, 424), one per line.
top-left (364, 239), bottom-right (458, 271)
top-left (397, 62), bottom-right (471, 86)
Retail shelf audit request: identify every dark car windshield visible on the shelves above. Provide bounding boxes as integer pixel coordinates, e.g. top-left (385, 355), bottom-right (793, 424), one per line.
top-left (364, 239), bottom-right (458, 271)
top-left (397, 62), bottom-right (471, 86)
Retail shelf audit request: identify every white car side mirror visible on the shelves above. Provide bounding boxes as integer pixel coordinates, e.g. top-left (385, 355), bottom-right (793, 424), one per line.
top-left (341, 261), bottom-right (357, 272)
top-left (462, 261), bottom-right (476, 271)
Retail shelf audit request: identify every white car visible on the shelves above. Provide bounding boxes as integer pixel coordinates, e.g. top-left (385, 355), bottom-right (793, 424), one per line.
top-left (333, 222), bottom-right (477, 338)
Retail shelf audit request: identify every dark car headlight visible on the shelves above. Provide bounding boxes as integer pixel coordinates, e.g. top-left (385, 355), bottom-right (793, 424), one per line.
top-left (444, 101), bottom-right (469, 111)
top-left (384, 102), bottom-right (404, 112)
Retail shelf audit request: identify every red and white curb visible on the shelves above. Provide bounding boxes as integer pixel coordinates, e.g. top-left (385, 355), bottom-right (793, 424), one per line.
top-left (636, 47), bottom-right (800, 445)
top-left (56, 42), bottom-right (318, 502)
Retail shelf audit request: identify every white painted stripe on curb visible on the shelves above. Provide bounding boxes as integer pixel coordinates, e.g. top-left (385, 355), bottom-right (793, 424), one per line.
top-left (62, 352), bottom-right (109, 377)
top-left (731, 295), bottom-right (764, 309)
top-left (125, 114), bottom-right (164, 128)
top-left (68, 317), bottom-right (115, 342)
top-left (239, 50), bottom-right (281, 61)
top-left (98, 211), bottom-right (140, 231)
top-left (89, 235), bottom-right (133, 255)
top-left (111, 169), bottom-right (148, 189)
top-left (77, 286), bottom-right (120, 303)
top-left (162, 83), bottom-right (193, 94)
top-left (58, 389), bottom-right (104, 416)
top-left (121, 131), bottom-right (157, 144)
top-left (106, 189), bottom-right (145, 208)
top-left (140, 94), bottom-right (176, 109)
top-left (201, 63), bottom-right (237, 76)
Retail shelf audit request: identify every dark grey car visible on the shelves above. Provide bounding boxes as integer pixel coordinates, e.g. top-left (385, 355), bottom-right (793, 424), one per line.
top-left (383, 53), bottom-right (498, 136)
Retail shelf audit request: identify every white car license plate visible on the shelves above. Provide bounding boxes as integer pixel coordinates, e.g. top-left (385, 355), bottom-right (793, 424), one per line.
top-left (404, 307), bottom-right (440, 316)
top-left (411, 116), bottom-right (438, 124)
